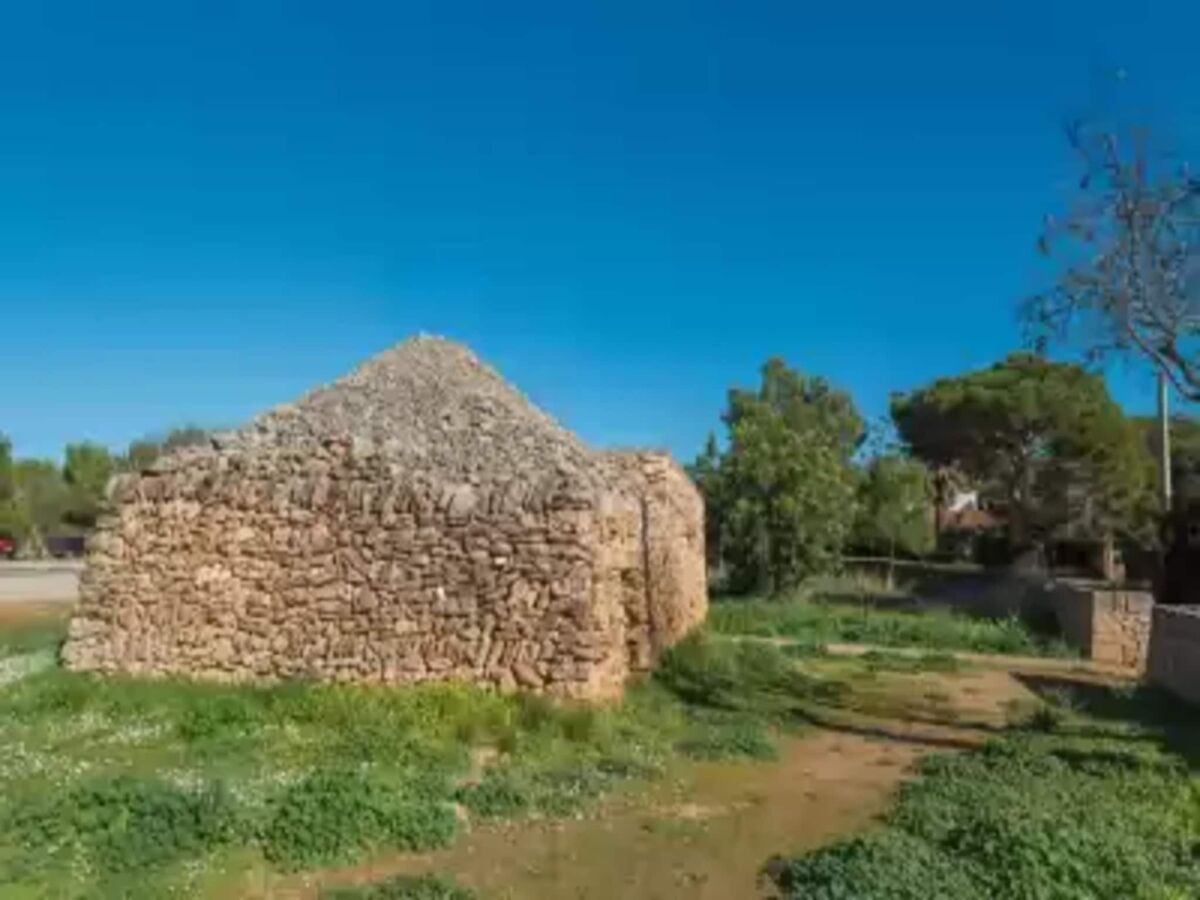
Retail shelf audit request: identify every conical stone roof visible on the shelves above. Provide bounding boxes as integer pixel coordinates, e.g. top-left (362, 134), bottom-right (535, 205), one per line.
top-left (220, 336), bottom-right (606, 490)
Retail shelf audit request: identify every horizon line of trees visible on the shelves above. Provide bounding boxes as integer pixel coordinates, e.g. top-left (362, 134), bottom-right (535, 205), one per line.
top-left (698, 102), bottom-right (1200, 596)
top-left (0, 427), bottom-right (210, 557)
top-left (691, 352), bottom-right (1196, 595)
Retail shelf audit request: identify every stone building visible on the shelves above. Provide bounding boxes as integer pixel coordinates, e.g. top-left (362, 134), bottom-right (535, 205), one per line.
top-left (63, 337), bottom-right (706, 699)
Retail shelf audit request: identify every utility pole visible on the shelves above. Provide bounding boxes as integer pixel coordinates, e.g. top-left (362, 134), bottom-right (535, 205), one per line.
top-left (1158, 370), bottom-right (1173, 512)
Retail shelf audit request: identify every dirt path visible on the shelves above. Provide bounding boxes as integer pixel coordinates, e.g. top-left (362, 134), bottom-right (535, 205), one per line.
top-left (270, 732), bottom-right (922, 900)
top-left (261, 664), bottom-right (1049, 900)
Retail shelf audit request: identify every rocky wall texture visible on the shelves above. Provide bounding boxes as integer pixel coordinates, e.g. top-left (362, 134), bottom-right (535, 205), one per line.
top-left (1147, 605), bottom-right (1200, 705)
top-left (1050, 581), bottom-right (1154, 671)
top-left (62, 338), bottom-right (707, 699)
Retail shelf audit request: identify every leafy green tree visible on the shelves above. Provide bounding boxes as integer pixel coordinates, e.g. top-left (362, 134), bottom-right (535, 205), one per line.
top-left (9, 459), bottom-right (71, 555)
top-left (62, 442), bottom-right (115, 528)
top-left (0, 434), bottom-right (13, 503)
top-left (687, 432), bottom-right (725, 569)
top-left (892, 354), bottom-right (1154, 551)
top-left (694, 359), bottom-right (860, 594)
top-left (1133, 415), bottom-right (1200, 505)
top-left (725, 358), bottom-right (865, 460)
top-left (853, 455), bottom-right (935, 582)
top-left (0, 434), bottom-right (19, 539)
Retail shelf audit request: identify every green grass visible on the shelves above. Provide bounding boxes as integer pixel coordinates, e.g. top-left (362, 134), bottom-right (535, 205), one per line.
top-left (859, 650), bottom-right (963, 674)
top-left (0, 613), bottom-right (68, 658)
top-left (768, 686), bottom-right (1200, 899)
top-left (710, 593), bottom-right (1071, 657)
top-left (0, 621), bottom-right (834, 896)
top-left (321, 873), bottom-right (477, 900)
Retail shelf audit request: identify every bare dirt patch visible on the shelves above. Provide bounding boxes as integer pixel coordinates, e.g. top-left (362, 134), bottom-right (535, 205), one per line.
top-left (281, 664), bottom-right (1051, 900)
top-left (0, 600), bottom-right (71, 627)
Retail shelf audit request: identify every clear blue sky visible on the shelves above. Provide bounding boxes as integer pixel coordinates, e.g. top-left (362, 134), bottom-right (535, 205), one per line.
top-left (2, 2), bottom-right (1197, 462)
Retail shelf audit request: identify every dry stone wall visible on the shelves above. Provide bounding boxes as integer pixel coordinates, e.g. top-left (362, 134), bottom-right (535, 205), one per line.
top-left (63, 338), bottom-right (707, 699)
top-left (1147, 605), bottom-right (1200, 705)
top-left (1049, 581), bottom-right (1153, 671)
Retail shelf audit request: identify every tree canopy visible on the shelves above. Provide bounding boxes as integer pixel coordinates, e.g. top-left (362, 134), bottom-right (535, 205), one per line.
top-left (62, 442), bottom-right (116, 528)
top-left (694, 358), bottom-right (860, 594)
top-left (724, 358), bottom-right (865, 460)
top-left (891, 354), bottom-right (1154, 548)
top-left (852, 455), bottom-right (935, 561)
top-left (0, 426), bottom-right (213, 555)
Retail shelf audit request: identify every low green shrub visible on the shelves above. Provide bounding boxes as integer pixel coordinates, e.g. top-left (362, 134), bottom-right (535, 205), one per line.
top-left (770, 734), bottom-right (1200, 898)
top-left (768, 829), bottom-right (980, 900)
top-left (321, 873), bottom-right (477, 900)
top-left (2, 774), bottom-right (242, 877)
top-left (262, 767), bottom-right (458, 870)
top-left (655, 631), bottom-right (829, 715)
top-left (677, 710), bottom-right (778, 761)
top-left (456, 770), bottom-right (531, 820)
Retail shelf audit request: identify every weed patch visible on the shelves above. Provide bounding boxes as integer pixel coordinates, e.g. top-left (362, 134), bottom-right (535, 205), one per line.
top-left (1, 774), bottom-right (243, 882)
top-left (768, 733), bottom-right (1200, 898)
top-left (711, 595), bottom-right (1069, 657)
top-left (262, 768), bottom-right (457, 870)
top-left (321, 873), bottom-right (477, 900)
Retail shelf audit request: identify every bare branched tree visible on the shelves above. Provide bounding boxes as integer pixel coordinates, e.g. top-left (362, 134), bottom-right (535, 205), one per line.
top-left (1024, 119), bottom-right (1200, 397)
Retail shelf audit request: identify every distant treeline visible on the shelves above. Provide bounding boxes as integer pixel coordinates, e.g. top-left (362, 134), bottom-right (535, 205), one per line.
top-left (0, 427), bottom-right (209, 557)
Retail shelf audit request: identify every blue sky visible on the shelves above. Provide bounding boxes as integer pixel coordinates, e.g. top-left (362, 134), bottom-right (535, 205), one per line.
top-left (2, 2), bottom-right (1197, 462)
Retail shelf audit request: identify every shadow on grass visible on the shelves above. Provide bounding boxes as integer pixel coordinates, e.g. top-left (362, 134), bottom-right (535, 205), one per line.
top-left (1014, 672), bottom-right (1200, 770)
top-left (788, 703), bottom-right (989, 751)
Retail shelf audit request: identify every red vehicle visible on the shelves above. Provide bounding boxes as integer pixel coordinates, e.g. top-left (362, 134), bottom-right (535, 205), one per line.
top-left (0, 535), bottom-right (15, 560)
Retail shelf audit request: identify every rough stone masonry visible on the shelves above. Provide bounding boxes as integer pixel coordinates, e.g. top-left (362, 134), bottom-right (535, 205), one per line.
top-left (63, 337), bottom-right (707, 699)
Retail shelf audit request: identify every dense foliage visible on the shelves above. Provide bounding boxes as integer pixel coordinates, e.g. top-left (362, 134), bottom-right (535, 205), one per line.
top-left (693, 358), bottom-right (862, 593)
top-left (851, 455), bottom-right (935, 563)
top-left (1135, 413), bottom-right (1200, 506)
top-left (0, 426), bottom-right (209, 554)
top-left (892, 354), bottom-right (1155, 549)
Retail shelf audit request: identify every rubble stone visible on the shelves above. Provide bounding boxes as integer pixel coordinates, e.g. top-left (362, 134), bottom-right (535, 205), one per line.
top-left (63, 337), bottom-right (706, 699)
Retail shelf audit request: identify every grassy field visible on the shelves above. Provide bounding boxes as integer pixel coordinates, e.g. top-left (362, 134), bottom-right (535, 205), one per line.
top-left (768, 680), bottom-right (1200, 899)
top-left (4, 597), bottom-right (1175, 900)
top-left (709, 584), bottom-right (1072, 657)
top-left (0, 615), bottom-right (843, 898)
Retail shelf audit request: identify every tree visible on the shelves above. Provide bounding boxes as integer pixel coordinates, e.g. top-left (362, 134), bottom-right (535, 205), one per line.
top-left (693, 359), bottom-right (860, 594)
top-left (62, 442), bottom-right (114, 528)
top-left (9, 459), bottom-right (71, 555)
top-left (0, 434), bottom-right (13, 502)
top-left (891, 354), bottom-right (1154, 552)
top-left (852, 455), bottom-right (935, 584)
top-left (687, 432), bottom-right (725, 569)
top-left (1133, 414), bottom-right (1200, 504)
top-left (1025, 119), bottom-right (1200, 397)
top-left (0, 435), bottom-right (18, 539)
top-left (725, 358), bottom-right (865, 460)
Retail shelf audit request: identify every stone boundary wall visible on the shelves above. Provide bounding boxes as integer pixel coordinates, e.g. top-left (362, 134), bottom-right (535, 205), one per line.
top-left (1048, 581), bottom-right (1154, 671)
top-left (63, 443), bottom-right (706, 700)
top-left (1147, 605), bottom-right (1200, 705)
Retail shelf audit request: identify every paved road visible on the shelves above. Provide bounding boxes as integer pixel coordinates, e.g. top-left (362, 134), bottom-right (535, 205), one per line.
top-left (0, 561), bottom-right (82, 603)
